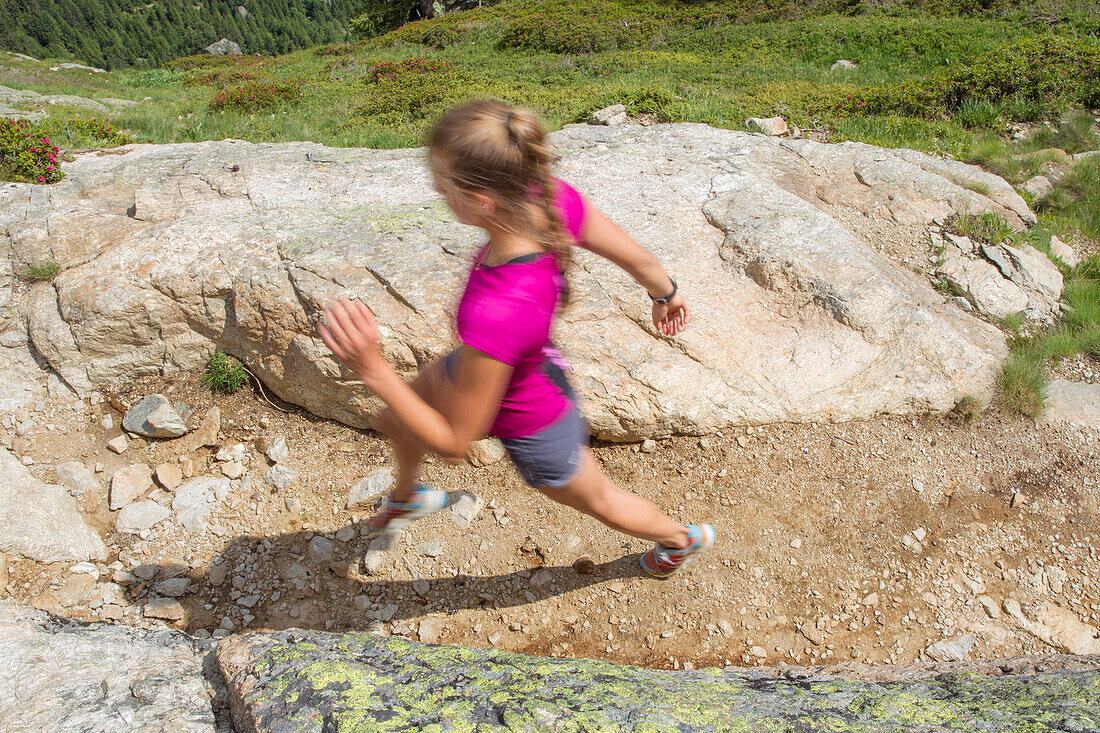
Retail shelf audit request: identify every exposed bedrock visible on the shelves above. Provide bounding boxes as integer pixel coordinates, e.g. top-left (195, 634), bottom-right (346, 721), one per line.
top-left (217, 628), bottom-right (1100, 733)
top-left (0, 125), bottom-right (1023, 439)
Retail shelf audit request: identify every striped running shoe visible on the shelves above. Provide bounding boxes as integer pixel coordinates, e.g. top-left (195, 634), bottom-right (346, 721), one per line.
top-left (365, 484), bottom-right (449, 534)
top-left (639, 524), bottom-right (716, 578)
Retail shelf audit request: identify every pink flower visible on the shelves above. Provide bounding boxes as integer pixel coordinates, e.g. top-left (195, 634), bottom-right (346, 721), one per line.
top-left (46, 165), bottom-right (54, 171)
top-left (37, 176), bottom-right (45, 182)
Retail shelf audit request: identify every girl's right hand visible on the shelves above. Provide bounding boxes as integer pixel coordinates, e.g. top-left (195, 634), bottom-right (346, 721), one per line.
top-left (652, 294), bottom-right (689, 336)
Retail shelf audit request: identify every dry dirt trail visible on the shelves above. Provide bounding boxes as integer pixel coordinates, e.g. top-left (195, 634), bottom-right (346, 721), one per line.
top-left (5, 369), bottom-right (1099, 672)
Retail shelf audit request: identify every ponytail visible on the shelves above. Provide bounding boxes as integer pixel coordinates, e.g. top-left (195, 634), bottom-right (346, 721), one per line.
top-left (429, 100), bottom-right (575, 303)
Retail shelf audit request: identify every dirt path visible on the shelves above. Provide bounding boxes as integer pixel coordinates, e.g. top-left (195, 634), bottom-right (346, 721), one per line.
top-left (4, 370), bottom-right (1099, 670)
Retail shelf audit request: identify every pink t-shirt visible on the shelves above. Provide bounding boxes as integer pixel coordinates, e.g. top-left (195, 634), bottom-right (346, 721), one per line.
top-left (454, 178), bottom-right (587, 439)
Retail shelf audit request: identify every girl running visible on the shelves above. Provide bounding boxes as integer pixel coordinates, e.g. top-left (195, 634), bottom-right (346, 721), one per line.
top-left (316, 100), bottom-right (714, 578)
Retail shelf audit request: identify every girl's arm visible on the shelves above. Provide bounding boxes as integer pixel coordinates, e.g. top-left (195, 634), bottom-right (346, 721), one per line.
top-left (577, 200), bottom-right (689, 336)
top-left (317, 298), bottom-right (509, 461)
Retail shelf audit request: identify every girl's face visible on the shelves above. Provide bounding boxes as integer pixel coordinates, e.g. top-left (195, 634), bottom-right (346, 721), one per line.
top-left (430, 162), bottom-right (495, 228)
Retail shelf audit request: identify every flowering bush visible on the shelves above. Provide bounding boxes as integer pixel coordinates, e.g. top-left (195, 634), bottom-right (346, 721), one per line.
top-left (0, 119), bottom-right (63, 184)
top-left (44, 118), bottom-right (134, 147)
top-left (366, 57), bottom-right (449, 82)
top-left (210, 79), bottom-right (302, 112)
top-left (834, 36), bottom-right (1100, 120)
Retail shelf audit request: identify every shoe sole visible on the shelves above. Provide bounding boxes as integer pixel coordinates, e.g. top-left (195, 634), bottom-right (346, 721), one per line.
top-left (365, 490), bottom-right (450, 535)
top-left (640, 524), bottom-right (716, 579)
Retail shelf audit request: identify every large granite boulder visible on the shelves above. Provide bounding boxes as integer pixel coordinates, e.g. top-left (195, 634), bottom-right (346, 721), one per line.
top-left (0, 602), bottom-right (223, 732)
top-left (0, 125), bottom-right (1022, 439)
top-left (217, 629), bottom-right (1100, 732)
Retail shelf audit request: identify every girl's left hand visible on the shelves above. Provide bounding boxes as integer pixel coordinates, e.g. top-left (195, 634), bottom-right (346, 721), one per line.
top-left (316, 298), bottom-right (389, 383)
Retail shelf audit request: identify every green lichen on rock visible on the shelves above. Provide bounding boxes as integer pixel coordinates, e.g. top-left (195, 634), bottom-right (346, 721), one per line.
top-left (218, 630), bottom-right (1100, 732)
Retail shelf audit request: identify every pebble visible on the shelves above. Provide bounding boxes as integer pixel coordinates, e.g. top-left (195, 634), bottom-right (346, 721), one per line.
top-left (926, 633), bottom-right (974, 662)
top-left (419, 617), bottom-right (444, 644)
top-left (354, 595), bottom-right (371, 612)
top-left (419, 541), bottom-right (443, 558)
top-left (154, 464), bottom-right (183, 490)
top-left (285, 496), bottom-right (302, 514)
top-left (134, 564), bottom-right (160, 581)
top-left (264, 464), bottom-right (298, 490)
top-left (220, 461), bottom-right (245, 479)
top-left (308, 535), bottom-right (335, 564)
top-left (107, 435), bottom-right (129, 454)
top-left (347, 468), bottom-right (393, 508)
top-left (574, 556), bottom-right (596, 574)
top-left (115, 499), bottom-right (170, 534)
top-left (335, 525), bottom-right (356, 543)
top-left (640, 439), bottom-right (657, 453)
top-left (55, 461), bottom-right (99, 497)
top-left (913, 527), bottom-right (927, 542)
top-left (978, 595), bottom-right (1001, 619)
top-left (215, 444), bottom-right (246, 463)
top-left (100, 415), bottom-right (113, 430)
top-left (109, 464), bottom-right (153, 510)
top-left (143, 597), bottom-right (185, 621)
top-left (154, 577), bottom-right (190, 597)
top-left (264, 435), bottom-right (289, 464)
top-left (790, 538), bottom-right (802, 549)
top-left (208, 563), bottom-right (228, 587)
top-left (448, 491), bottom-right (484, 529)
top-left (1012, 491), bottom-right (1027, 508)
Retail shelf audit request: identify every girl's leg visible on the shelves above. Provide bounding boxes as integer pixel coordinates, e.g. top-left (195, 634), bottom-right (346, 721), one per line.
top-left (375, 357), bottom-right (453, 504)
top-left (536, 448), bottom-right (691, 549)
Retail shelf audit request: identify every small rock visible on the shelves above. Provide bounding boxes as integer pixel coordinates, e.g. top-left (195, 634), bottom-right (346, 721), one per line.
top-left (264, 435), bottom-right (289, 464)
top-left (862, 592), bottom-right (879, 606)
top-left (574, 556), bottom-right (597, 574)
top-left (419, 617), bottom-right (444, 643)
top-left (831, 59), bottom-right (858, 70)
top-left (467, 438), bottom-right (506, 467)
top-left (912, 478), bottom-right (925, 493)
top-left (55, 461), bottom-right (98, 497)
top-left (335, 525), bottom-right (356, 543)
top-left (640, 439), bottom-right (657, 453)
top-left (208, 562), bottom-right (228, 587)
top-left (746, 116), bottom-right (789, 136)
top-left (107, 435), bottom-right (129, 454)
top-left (309, 535), bottom-right (335, 564)
top-left (448, 491), bottom-right (484, 529)
top-left (69, 562), bottom-right (99, 578)
top-left (413, 579), bottom-right (430, 596)
top-left (1012, 491), bottom-right (1027, 508)
top-left (418, 541), bottom-right (443, 558)
top-left (238, 594), bottom-right (261, 609)
top-left (926, 633), bottom-right (975, 662)
top-left (1022, 175), bottom-right (1054, 201)
top-left (123, 395), bottom-right (189, 438)
top-left (978, 595), bottom-right (1001, 619)
top-left (264, 464), bottom-right (298, 491)
top-left (1048, 235), bottom-right (1079, 267)
top-left (353, 595), bottom-right (372, 612)
top-left (749, 645), bottom-right (767, 658)
top-left (284, 496), bottom-right (302, 513)
top-left (347, 468), bottom-right (393, 508)
top-left (100, 415), bottom-right (113, 430)
top-left (215, 444), bottom-right (246, 462)
top-left (913, 527), bottom-right (927, 542)
top-left (589, 104), bottom-right (628, 126)
top-left (143, 597), bottom-right (185, 621)
top-left (154, 463), bottom-right (183, 490)
top-left (220, 461), bottom-right (245, 479)
top-left (108, 464), bottom-right (152, 510)
top-left (116, 500), bottom-right (170, 534)
top-left (55, 574), bottom-right (95, 606)
top-left (789, 538), bottom-right (802, 550)
top-left (154, 577), bottom-right (190, 597)
top-left (178, 406), bottom-right (220, 452)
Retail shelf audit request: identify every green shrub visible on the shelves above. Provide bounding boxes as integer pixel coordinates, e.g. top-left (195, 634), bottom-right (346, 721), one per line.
top-left (836, 35), bottom-right (1100, 121)
top-left (357, 57), bottom-right (465, 118)
top-left (210, 79), bottom-right (302, 112)
top-left (202, 350), bottom-right (249, 394)
top-left (997, 353), bottom-right (1046, 416)
top-left (949, 211), bottom-right (1016, 244)
top-left (0, 119), bottom-right (63, 184)
top-left (40, 118), bottom-right (134, 148)
top-left (165, 54), bottom-right (265, 72)
top-left (366, 56), bottom-right (449, 82)
top-left (21, 261), bottom-right (60, 281)
top-left (949, 394), bottom-right (984, 424)
top-left (184, 68), bottom-right (259, 88)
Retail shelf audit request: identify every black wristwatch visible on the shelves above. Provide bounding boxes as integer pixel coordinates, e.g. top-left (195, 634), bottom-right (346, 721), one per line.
top-left (649, 278), bottom-right (677, 304)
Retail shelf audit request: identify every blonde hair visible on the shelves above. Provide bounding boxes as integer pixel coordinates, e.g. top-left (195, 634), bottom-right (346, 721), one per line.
top-left (428, 100), bottom-right (574, 301)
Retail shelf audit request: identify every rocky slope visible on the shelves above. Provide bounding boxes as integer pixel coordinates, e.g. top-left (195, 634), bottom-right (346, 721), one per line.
top-left (0, 124), bottom-right (1029, 440)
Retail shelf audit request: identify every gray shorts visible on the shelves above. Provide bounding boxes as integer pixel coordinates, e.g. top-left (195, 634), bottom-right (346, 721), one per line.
top-left (444, 349), bottom-right (589, 488)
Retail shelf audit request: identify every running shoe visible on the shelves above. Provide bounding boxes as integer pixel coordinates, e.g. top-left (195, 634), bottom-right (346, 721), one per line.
top-left (365, 483), bottom-right (449, 534)
top-left (639, 524), bottom-right (716, 578)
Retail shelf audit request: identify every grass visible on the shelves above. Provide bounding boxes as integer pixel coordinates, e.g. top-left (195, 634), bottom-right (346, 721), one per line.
top-left (201, 350), bottom-right (249, 394)
top-left (21, 261), bottom-right (59, 281)
top-left (949, 394), bottom-right (985, 424)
